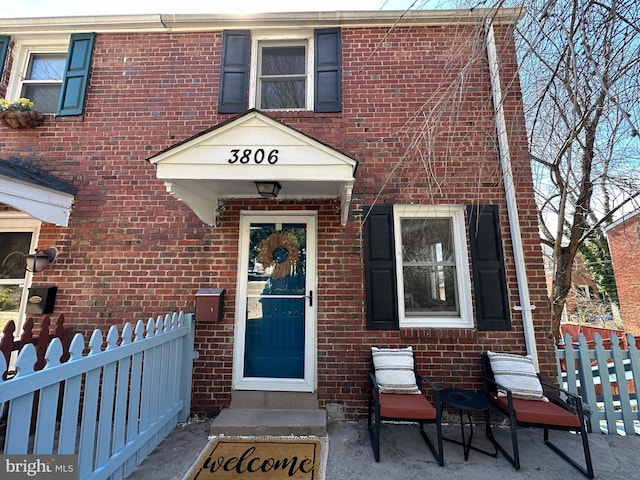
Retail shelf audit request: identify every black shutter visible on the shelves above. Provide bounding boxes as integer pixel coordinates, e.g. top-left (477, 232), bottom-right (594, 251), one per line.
top-left (218, 30), bottom-right (250, 114)
top-left (314, 28), bottom-right (341, 113)
top-left (467, 205), bottom-right (511, 330)
top-left (0, 36), bottom-right (9, 75)
top-left (57, 33), bottom-right (96, 116)
top-left (364, 205), bottom-right (399, 330)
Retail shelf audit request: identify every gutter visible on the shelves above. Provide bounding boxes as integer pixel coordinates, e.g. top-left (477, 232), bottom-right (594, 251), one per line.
top-left (0, 8), bottom-right (526, 35)
top-left (485, 22), bottom-right (539, 370)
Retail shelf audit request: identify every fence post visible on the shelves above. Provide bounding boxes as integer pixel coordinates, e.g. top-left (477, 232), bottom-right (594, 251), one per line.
top-left (178, 312), bottom-right (196, 423)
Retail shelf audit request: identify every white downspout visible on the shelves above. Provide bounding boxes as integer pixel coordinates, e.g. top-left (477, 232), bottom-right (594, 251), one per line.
top-left (485, 21), bottom-right (539, 370)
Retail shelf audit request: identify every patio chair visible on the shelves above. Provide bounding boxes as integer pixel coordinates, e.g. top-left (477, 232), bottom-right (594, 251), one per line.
top-left (481, 351), bottom-right (593, 478)
top-left (368, 346), bottom-right (443, 465)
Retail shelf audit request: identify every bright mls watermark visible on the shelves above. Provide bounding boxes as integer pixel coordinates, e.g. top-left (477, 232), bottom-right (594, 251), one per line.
top-left (0, 455), bottom-right (77, 480)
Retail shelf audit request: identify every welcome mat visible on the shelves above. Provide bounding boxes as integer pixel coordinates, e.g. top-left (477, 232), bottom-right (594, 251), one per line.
top-left (183, 436), bottom-right (326, 480)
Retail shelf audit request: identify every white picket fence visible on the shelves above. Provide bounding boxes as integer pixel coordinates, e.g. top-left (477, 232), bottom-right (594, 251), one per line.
top-left (557, 332), bottom-right (640, 435)
top-left (0, 311), bottom-right (196, 480)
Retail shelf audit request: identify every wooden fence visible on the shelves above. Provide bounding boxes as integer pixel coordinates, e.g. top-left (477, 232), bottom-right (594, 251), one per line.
top-left (557, 332), bottom-right (640, 435)
top-left (0, 311), bottom-right (195, 480)
top-left (1, 314), bottom-right (74, 378)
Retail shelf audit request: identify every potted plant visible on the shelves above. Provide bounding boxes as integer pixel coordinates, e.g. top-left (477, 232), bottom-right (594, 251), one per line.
top-left (0, 98), bottom-right (44, 129)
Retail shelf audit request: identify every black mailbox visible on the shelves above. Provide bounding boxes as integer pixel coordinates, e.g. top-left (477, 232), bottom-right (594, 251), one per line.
top-left (195, 288), bottom-right (225, 322)
top-left (26, 286), bottom-right (57, 314)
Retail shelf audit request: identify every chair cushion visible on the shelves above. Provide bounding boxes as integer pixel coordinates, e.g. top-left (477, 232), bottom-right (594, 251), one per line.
top-left (379, 392), bottom-right (437, 420)
top-left (372, 346), bottom-right (420, 394)
top-left (487, 350), bottom-right (545, 400)
top-left (489, 393), bottom-right (581, 427)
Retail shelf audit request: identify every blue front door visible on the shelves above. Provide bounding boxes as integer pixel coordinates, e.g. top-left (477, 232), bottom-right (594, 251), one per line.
top-left (243, 222), bottom-right (307, 380)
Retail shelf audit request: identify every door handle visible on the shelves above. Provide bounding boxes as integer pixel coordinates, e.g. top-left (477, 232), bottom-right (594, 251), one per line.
top-left (306, 290), bottom-right (313, 307)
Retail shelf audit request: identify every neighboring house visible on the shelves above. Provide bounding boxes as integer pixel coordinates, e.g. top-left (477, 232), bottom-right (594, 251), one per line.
top-left (542, 246), bottom-right (608, 325)
top-left (605, 209), bottom-right (640, 335)
top-left (0, 9), bottom-right (551, 418)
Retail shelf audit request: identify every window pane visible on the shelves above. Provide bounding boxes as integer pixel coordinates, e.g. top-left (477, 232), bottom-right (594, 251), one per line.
top-left (261, 46), bottom-right (305, 75)
top-left (27, 54), bottom-right (65, 81)
top-left (401, 218), bottom-right (454, 263)
top-left (0, 232), bottom-right (31, 279)
top-left (400, 217), bottom-right (459, 315)
top-left (261, 80), bottom-right (305, 109)
top-left (403, 266), bottom-right (458, 314)
top-left (0, 285), bottom-right (23, 332)
top-left (22, 84), bottom-right (61, 113)
top-left (0, 231), bottom-right (30, 333)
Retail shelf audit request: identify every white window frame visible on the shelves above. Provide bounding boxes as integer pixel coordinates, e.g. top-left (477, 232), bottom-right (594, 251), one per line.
top-left (393, 205), bottom-right (473, 328)
top-left (6, 35), bottom-right (69, 113)
top-left (575, 285), bottom-right (594, 299)
top-left (248, 30), bottom-right (314, 111)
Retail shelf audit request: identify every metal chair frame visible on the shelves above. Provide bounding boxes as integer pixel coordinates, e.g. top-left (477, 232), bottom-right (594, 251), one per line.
top-left (367, 351), bottom-right (444, 466)
top-left (481, 352), bottom-right (594, 478)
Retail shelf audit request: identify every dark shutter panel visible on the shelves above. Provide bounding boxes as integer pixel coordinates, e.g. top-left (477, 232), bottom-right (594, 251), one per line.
top-left (314, 28), bottom-right (341, 113)
top-left (218, 30), bottom-right (250, 114)
top-left (364, 205), bottom-right (399, 330)
top-left (0, 36), bottom-right (9, 75)
top-left (57, 33), bottom-right (96, 116)
top-left (467, 205), bottom-right (511, 331)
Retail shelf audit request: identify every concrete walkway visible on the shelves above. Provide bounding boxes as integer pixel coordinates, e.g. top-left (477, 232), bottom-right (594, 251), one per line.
top-left (126, 417), bottom-right (640, 480)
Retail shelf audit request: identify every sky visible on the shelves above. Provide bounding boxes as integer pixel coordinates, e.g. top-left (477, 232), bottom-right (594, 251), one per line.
top-left (0, 0), bottom-right (444, 18)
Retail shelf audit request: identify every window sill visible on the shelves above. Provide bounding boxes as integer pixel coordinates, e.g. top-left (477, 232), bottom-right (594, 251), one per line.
top-left (219, 110), bottom-right (342, 119)
top-left (53, 114), bottom-right (85, 122)
top-left (399, 327), bottom-right (480, 341)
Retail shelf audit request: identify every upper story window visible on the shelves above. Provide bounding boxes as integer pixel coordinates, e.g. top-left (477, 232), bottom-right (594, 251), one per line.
top-left (218, 28), bottom-right (341, 114)
top-left (2, 33), bottom-right (96, 116)
top-left (257, 42), bottom-right (308, 110)
top-left (21, 53), bottom-right (66, 113)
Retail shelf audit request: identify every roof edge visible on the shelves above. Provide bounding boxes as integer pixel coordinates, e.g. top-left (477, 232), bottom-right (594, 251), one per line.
top-left (0, 8), bottom-right (525, 35)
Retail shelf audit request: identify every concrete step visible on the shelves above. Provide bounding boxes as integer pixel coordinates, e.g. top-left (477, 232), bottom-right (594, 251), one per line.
top-left (210, 408), bottom-right (327, 437)
top-left (230, 391), bottom-right (319, 410)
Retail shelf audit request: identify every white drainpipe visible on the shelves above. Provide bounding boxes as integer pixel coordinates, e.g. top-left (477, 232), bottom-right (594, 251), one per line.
top-left (485, 21), bottom-right (539, 370)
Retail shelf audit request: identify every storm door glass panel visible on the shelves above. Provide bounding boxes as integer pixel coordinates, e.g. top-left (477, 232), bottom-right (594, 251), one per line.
top-left (401, 218), bottom-right (459, 315)
top-left (259, 45), bottom-right (306, 109)
top-left (0, 232), bottom-right (32, 331)
top-left (245, 223), bottom-right (306, 378)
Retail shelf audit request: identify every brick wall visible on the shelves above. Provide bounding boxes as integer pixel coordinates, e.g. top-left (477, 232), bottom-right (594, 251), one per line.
top-left (607, 212), bottom-right (640, 334)
top-left (1, 21), bottom-right (552, 418)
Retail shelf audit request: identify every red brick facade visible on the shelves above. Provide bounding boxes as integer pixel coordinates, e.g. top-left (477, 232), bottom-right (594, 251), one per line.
top-left (0, 11), bottom-right (553, 418)
top-left (606, 211), bottom-right (640, 335)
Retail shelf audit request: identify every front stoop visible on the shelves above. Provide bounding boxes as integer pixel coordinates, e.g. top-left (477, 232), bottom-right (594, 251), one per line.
top-left (210, 408), bottom-right (327, 437)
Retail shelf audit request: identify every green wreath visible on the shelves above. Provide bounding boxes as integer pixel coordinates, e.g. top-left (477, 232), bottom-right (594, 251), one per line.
top-left (257, 231), bottom-right (300, 279)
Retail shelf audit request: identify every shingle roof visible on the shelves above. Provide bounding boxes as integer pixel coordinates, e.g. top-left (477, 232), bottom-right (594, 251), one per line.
top-left (0, 158), bottom-right (77, 195)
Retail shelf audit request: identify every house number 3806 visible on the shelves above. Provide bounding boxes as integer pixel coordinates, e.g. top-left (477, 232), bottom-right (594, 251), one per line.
top-left (228, 148), bottom-right (279, 164)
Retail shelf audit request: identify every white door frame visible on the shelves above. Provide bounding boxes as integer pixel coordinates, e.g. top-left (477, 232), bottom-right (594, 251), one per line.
top-left (232, 211), bottom-right (317, 392)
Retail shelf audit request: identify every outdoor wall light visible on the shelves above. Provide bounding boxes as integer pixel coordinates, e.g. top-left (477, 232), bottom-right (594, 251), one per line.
top-left (25, 247), bottom-right (59, 273)
top-left (255, 181), bottom-right (281, 198)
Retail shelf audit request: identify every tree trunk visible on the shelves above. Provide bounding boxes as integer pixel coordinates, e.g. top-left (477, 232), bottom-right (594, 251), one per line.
top-left (550, 247), bottom-right (577, 339)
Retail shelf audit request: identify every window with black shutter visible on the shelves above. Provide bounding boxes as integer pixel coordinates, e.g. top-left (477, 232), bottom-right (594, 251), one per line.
top-left (364, 204), bottom-right (476, 330)
top-left (219, 28), bottom-right (341, 114)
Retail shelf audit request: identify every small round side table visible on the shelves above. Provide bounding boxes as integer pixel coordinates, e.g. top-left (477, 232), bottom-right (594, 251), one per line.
top-left (440, 388), bottom-right (498, 460)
